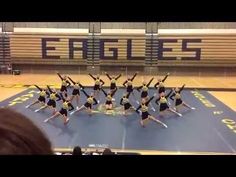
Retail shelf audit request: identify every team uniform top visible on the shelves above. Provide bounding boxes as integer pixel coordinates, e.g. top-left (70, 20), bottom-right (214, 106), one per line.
top-left (120, 92), bottom-right (133, 110)
top-left (89, 73), bottom-right (105, 91)
top-left (82, 89), bottom-right (98, 109)
top-left (106, 73), bottom-right (121, 90)
top-left (123, 73), bottom-right (138, 93)
top-left (59, 93), bottom-right (74, 116)
top-left (46, 85), bottom-right (61, 108)
top-left (155, 90), bottom-right (172, 111)
top-left (136, 96), bottom-right (154, 120)
top-left (35, 85), bottom-right (49, 103)
top-left (68, 77), bottom-right (85, 96)
top-left (170, 84), bottom-right (185, 106)
top-left (57, 73), bottom-right (71, 92)
top-left (154, 74), bottom-right (169, 94)
top-left (137, 78), bottom-right (154, 98)
top-left (101, 88), bottom-right (117, 105)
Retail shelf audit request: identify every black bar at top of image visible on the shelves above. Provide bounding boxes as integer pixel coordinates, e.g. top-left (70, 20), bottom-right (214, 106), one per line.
top-left (1, 0), bottom-right (236, 22)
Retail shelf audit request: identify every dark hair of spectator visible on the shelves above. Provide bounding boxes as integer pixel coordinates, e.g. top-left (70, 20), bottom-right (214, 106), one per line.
top-left (72, 146), bottom-right (82, 155)
top-left (0, 108), bottom-right (53, 155)
top-left (102, 148), bottom-right (114, 155)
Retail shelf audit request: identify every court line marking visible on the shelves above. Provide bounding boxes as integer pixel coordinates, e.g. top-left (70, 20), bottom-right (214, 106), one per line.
top-left (69, 131), bottom-right (81, 148)
top-left (122, 125), bottom-right (126, 150)
top-left (213, 127), bottom-right (236, 153)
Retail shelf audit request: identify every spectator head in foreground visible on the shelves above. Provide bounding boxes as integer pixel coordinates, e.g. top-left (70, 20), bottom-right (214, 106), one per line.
top-left (0, 108), bottom-right (53, 155)
top-left (102, 148), bottom-right (114, 155)
top-left (72, 146), bottom-right (82, 155)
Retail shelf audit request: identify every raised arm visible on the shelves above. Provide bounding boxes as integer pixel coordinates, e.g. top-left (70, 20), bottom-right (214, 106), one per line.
top-left (123, 80), bottom-right (128, 87)
top-left (57, 72), bottom-right (63, 81)
top-left (166, 89), bottom-right (173, 98)
top-left (111, 87), bottom-right (117, 97)
top-left (120, 98), bottom-right (124, 105)
top-left (136, 85), bottom-right (143, 92)
top-left (34, 85), bottom-right (42, 91)
top-left (66, 80), bottom-right (71, 87)
top-left (101, 88), bottom-right (108, 97)
top-left (131, 72), bottom-right (138, 81)
top-left (100, 79), bottom-right (105, 86)
top-left (47, 85), bottom-right (53, 93)
top-left (81, 89), bottom-right (89, 98)
top-left (59, 93), bottom-right (66, 102)
top-left (68, 103), bottom-right (74, 111)
top-left (55, 93), bottom-right (61, 101)
top-left (169, 92), bottom-right (175, 101)
top-left (88, 73), bottom-right (96, 80)
top-left (135, 105), bottom-right (141, 114)
top-left (154, 82), bottom-right (159, 89)
top-left (146, 96), bottom-right (154, 105)
top-left (115, 74), bottom-right (122, 80)
top-left (179, 84), bottom-right (186, 93)
top-left (155, 97), bottom-right (160, 105)
top-left (105, 72), bottom-right (112, 80)
top-left (162, 73), bottom-right (170, 82)
top-left (68, 76), bottom-right (76, 85)
top-left (147, 77), bottom-right (154, 87)
top-left (79, 83), bottom-right (85, 90)
top-left (93, 98), bottom-right (98, 105)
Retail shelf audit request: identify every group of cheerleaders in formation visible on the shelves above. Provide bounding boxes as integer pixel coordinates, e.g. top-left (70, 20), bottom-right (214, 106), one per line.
top-left (25, 72), bottom-right (195, 128)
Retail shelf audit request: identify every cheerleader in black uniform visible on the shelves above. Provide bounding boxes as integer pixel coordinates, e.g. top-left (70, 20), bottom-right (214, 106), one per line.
top-left (67, 76), bottom-right (84, 109)
top-left (137, 77), bottom-right (155, 111)
top-left (44, 93), bottom-right (74, 125)
top-left (101, 87), bottom-right (117, 110)
top-left (25, 85), bottom-right (49, 109)
top-left (155, 90), bottom-right (182, 117)
top-left (123, 72), bottom-right (138, 104)
top-left (57, 72), bottom-right (71, 98)
top-left (105, 72), bottom-right (121, 96)
top-left (154, 73), bottom-right (170, 94)
top-left (120, 92), bottom-right (136, 116)
top-left (70, 89), bottom-right (98, 116)
top-left (35, 85), bottom-right (61, 115)
top-left (170, 84), bottom-right (195, 112)
top-left (136, 95), bottom-right (167, 128)
top-left (89, 73), bottom-right (105, 103)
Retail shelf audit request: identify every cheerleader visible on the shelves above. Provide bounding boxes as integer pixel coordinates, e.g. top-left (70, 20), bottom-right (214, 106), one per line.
top-left (44, 93), bottom-right (74, 125)
top-left (170, 84), bottom-right (195, 112)
top-left (136, 95), bottom-right (167, 128)
top-left (57, 72), bottom-right (71, 98)
top-left (35, 85), bottom-right (61, 115)
top-left (67, 76), bottom-right (84, 109)
top-left (120, 92), bottom-right (136, 116)
top-left (154, 73), bottom-right (170, 94)
top-left (105, 72), bottom-right (121, 96)
top-left (155, 90), bottom-right (182, 117)
top-left (25, 85), bottom-right (49, 109)
top-left (89, 73), bottom-right (105, 103)
top-left (136, 77), bottom-right (155, 111)
top-left (101, 87), bottom-right (117, 110)
top-left (70, 89), bottom-right (98, 116)
top-left (123, 72), bottom-right (138, 104)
